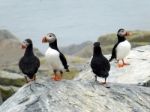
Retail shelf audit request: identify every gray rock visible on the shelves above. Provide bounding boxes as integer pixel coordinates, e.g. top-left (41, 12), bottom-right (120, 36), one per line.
top-left (0, 70), bottom-right (25, 102)
top-left (76, 45), bottom-right (150, 85)
top-left (60, 41), bottom-right (93, 57)
top-left (0, 29), bottom-right (43, 68)
top-left (0, 80), bottom-right (150, 112)
top-left (0, 85), bottom-right (19, 102)
top-left (140, 77), bottom-right (150, 87)
top-left (0, 45), bottom-right (150, 112)
top-left (0, 29), bottom-right (19, 40)
top-left (0, 92), bottom-right (2, 105)
top-left (0, 70), bottom-right (25, 87)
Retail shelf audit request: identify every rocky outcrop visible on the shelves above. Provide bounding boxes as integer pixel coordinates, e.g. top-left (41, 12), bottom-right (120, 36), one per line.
top-left (0, 46), bottom-right (150, 112)
top-left (0, 70), bottom-right (25, 102)
top-left (60, 41), bottom-right (93, 57)
top-left (140, 77), bottom-right (150, 87)
top-left (0, 92), bottom-right (2, 105)
top-left (61, 31), bottom-right (150, 58)
top-left (0, 80), bottom-right (150, 112)
top-left (0, 85), bottom-right (18, 102)
top-left (0, 29), bottom-right (43, 68)
top-left (0, 71), bottom-right (25, 87)
top-left (76, 45), bottom-right (150, 86)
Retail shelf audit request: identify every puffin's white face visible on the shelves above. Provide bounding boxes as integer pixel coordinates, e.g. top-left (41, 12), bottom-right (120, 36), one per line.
top-left (42, 33), bottom-right (56, 43)
top-left (117, 29), bottom-right (130, 37)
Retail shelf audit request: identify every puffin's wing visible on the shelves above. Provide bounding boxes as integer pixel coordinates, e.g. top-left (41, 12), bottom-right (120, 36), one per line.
top-left (91, 58), bottom-right (103, 71)
top-left (103, 57), bottom-right (110, 71)
top-left (19, 56), bottom-right (40, 75)
top-left (59, 52), bottom-right (69, 71)
top-left (19, 57), bottom-right (24, 71)
top-left (91, 57), bottom-right (110, 72)
top-left (91, 57), bottom-right (110, 78)
top-left (35, 56), bottom-right (40, 69)
top-left (109, 43), bottom-right (118, 62)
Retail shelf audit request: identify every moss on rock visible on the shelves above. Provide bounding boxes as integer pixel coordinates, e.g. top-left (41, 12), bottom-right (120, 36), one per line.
top-left (0, 71), bottom-right (25, 87)
top-left (0, 85), bottom-right (18, 101)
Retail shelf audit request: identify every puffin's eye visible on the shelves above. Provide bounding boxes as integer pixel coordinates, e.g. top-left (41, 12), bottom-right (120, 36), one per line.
top-left (49, 35), bottom-right (52, 37)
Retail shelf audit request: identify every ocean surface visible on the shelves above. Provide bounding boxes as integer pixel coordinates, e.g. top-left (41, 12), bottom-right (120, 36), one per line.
top-left (0, 0), bottom-right (150, 52)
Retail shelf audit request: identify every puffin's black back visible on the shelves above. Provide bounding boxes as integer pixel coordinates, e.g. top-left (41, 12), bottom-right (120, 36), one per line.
top-left (91, 42), bottom-right (110, 78)
top-left (19, 39), bottom-right (40, 79)
top-left (109, 43), bottom-right (118, 62)
top-left (59, 52), bottom-right (69, 70)
top-left (109, 29), bottom-right (126, 62)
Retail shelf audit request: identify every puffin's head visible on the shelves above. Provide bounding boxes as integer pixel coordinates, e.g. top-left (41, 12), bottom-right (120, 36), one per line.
top-left (93, 42), bottom-right (102, 56)
top-left (117, 28), bottom-right (131, 37)
top-left (21, 39), bottom-right (33, 49)
top-left (42, 33), bottom-right (56, 44)
top-left (93, 42), bottom-right (100, 48)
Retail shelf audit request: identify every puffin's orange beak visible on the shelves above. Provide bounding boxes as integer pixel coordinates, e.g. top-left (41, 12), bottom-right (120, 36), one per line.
top-left (42, 37), bottom-right (48, 43)
top-left (21, 43), bottom-right (27, 49)
top-left (125, 32), bottom-right (131, 36)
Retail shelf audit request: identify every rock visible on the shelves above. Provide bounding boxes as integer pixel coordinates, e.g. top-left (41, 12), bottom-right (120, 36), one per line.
top-left (0, 30), bottom-right (23, 66)
top-left (0, 70), bottom-right (25, 87)
top-left (60, 41), bottom-right (93, 57)
top-left (76, 45), bottom-right (150, 85)
top-left (0, 85), bottom-right (19, 102)
top-left (61, 31), bottom-right (150, 58)
top-left (0, 70), bottom-right (25, 102)
top-left (0, 80), bottom-right (150, 112)
top-left (0, 45), bottom-right (150, 112)
top-left (0, 29), bottom-right (43, 68)
top-left (139, 76), bottom-right (150, 87)
top-left (0, 92), bottom-right (2, 105)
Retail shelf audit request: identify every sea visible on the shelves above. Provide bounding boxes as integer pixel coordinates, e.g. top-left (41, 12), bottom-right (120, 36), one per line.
top-left (0, 0), bottom-right (150, 52)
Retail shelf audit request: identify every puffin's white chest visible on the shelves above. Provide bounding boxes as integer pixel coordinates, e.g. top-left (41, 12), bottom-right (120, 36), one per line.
top-left (45, 48), bottom-right (63, 70)
top-left (116, 40), bottom-right (131, 60)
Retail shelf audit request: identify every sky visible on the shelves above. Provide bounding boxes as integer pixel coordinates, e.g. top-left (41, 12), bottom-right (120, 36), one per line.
top-left (0, 0), bottom-right (150, 52)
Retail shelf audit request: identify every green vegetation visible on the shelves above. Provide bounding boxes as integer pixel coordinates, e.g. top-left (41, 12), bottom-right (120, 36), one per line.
top-left (39, 56), bottom-right (88, 80)
top-left (0, 85), bottom-right (18, 101)
top-left (0, 78), bottom-right (25, 87)
top-left (67, 56), bottom-right (87, 64)
top-left (63, 69), bottom-right (79, 80)
top-left (98, 30), bottom-right (150, 54)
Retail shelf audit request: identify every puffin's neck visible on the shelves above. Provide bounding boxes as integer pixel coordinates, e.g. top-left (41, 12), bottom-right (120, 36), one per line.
top-left (49, 40), bottom-right (59, 51)
top-left (24, 45), bottom-right (34, 56)
top-left (117, 35), bottom-right (126, 42)
top-left (93, 47), bottom-right (103, 57)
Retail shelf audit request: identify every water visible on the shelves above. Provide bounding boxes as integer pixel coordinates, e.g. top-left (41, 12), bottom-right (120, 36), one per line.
top-left (0, 0), bottom-right (150, 52)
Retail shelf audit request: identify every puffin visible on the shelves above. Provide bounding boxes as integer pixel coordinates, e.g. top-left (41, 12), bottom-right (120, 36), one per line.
top-left (19, 39), bottom-right (40, 83)
top-left (90, 42), bottom-right (110, 85)
top-left (109, 29), bottom-right (131, 67)
top-left (42, 33), bottom-right (69, 81)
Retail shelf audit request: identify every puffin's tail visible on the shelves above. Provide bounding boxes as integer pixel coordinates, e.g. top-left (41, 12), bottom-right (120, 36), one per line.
top-left (109, 56), bottom-right (114, 62)
top-left (65, 65), bottom-right (70, 72)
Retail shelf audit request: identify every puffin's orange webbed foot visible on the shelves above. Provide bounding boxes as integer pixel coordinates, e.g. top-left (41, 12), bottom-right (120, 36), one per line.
top-left (100, 82), bottom-right (106, 85)
top-left (51, 75), bottom-right (56, 80)
top-left (117, 64), bottom-right (124, 68)
top-left (55, 75), bottom-right (62, 81)
top-left (51, 75), bottom-right (62, 81)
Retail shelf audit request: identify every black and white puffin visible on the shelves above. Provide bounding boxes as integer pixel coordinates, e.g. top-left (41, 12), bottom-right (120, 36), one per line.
top-left (42, 33), bottom-right (69, 81)
top-left (90, 42), bottom-right (110, 85)
top-left (109, 29), bottom-right (131, 67)
top-left (19, 39), bottom-right (40, 83)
